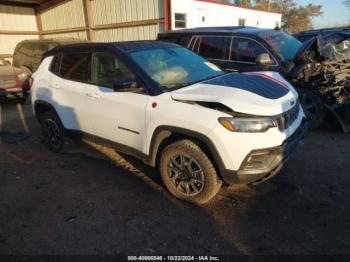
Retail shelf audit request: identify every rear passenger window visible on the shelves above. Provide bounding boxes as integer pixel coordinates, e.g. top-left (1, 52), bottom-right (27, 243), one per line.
top-left (198, 36), bottom-right (230, 60)
top-left (231, 38), bottom-right (269, 63)
top-left (49, 55), bottom-right (60, 75)
top-left (60, 53), bottom-right (91, 82)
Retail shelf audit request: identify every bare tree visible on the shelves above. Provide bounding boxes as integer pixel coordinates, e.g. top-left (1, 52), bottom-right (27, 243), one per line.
top-left (344, 0), bottom-right (350, 8)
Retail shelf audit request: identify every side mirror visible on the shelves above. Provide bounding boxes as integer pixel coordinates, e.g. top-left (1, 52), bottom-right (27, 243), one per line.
top-left (5, 60), bottom-right (12, 66)
top-left (256, 53), bottom-right (274, 65)
top-left (112, 78), bottom-right (139, 92)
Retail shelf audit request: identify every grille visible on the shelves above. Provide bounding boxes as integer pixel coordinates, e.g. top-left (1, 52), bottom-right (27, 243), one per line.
top-left (0, 76), bottom-right (17, 88)
top-left (276, 101), bottom-right (300, 131)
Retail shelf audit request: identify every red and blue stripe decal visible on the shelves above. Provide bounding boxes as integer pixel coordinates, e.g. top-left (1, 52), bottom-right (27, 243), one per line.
top-left (244, 72), bottom-right (290, 90)
top-left (204, 72), bottom-right (290, 99)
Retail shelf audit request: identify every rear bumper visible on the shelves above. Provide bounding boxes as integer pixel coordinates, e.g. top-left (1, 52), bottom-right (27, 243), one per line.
top-left (221, 119), bottom-right (308, 185)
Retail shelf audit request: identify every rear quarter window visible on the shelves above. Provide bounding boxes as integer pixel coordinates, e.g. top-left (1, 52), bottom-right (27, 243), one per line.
top-left (49, 55), bottom-right (61, 75)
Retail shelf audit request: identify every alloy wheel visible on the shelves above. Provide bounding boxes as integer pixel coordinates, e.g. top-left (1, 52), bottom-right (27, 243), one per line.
top-left (43, 119), bottom-right (61, 148)
top-left (168, 154), bottom-right (205, 196)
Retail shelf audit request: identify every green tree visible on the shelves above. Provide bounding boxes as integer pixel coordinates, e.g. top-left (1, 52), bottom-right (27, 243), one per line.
top-left (283, 4), bottom-right (323, 33)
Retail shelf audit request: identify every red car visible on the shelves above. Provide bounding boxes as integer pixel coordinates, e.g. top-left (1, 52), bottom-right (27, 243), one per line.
top-left (0, 57), bottom-right (30, 103)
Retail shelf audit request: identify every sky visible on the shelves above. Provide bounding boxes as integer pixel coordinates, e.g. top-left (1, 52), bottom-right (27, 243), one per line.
top-left (296, 0), bottom-right (350, 28)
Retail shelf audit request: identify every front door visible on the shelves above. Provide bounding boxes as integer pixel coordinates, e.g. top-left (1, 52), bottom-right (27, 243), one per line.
top-left (84, 52), bottom-right (149, 153)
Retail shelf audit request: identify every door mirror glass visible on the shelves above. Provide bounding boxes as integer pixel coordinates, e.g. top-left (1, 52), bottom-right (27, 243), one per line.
top-left (255, 53), bottom-right (274, 65)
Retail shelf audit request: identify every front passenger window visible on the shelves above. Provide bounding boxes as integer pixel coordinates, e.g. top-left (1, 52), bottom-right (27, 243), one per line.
top-left (231, 38), bottom-right (271, 64)
top-left (92, 53), bottom-right (137, 89)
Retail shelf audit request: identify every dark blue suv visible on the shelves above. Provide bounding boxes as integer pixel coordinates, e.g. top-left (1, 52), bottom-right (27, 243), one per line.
top-left (158, 27), bottom-right (301, 74)
top-left (158, 27), bottom-right (350, 132)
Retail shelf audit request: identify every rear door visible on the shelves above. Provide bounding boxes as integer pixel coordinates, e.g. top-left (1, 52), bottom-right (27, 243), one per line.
top-left (54, 52), bottom-right (92, 132)
top-left (84, 52), bottom-right (149, 153)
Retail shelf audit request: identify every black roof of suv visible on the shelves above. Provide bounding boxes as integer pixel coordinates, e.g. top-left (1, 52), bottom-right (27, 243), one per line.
top-left (44, 41), bottom-right (179, 57)
top-left (159, 26), bottom-right (277, 37)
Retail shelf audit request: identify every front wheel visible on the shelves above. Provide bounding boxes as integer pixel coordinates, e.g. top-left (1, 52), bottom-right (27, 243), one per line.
top-left (159, 139), bottom-right (222, 204)
top-left (299, 89), bottom-right (325, 129)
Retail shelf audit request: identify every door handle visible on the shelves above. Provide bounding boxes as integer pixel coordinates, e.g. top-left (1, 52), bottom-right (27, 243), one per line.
top-left (86, 93), bottom-right (102, 99)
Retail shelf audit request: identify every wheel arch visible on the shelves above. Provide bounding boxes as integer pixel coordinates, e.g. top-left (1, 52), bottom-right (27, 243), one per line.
top-left (147, 126), bottom-right (226, 178)
top-left (34, 100), bottom-right (59, 120)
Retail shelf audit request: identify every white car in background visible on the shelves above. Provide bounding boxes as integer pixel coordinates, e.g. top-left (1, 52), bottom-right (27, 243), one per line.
top-left (31, 41), bottom-right (307, 204)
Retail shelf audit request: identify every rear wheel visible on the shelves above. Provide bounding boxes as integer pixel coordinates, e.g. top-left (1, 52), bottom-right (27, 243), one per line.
top-left (159, 139), bottom-right (222, 204)
top-left (40, 111), bottom-right (67, 152)
top-left (299, 89), bottom-right (325, 129)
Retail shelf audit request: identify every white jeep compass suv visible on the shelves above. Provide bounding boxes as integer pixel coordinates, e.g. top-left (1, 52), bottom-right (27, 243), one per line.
top-left (31, 41), bottom-right (307, 204)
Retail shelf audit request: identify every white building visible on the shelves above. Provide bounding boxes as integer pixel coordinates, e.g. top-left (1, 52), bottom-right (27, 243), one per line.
top-left (169, 0), bottom-right (282, 30)
top-left (0, 0), bottom-right (282, 61)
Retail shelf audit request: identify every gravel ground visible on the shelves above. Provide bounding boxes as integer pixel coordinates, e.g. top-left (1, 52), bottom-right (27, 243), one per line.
top-left (0, 98), bottom-right (349, 255)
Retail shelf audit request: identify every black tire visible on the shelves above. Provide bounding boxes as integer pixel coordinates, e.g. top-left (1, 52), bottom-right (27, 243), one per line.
top-left (299, 89), bottom-right (325, 129)
top-left (40, 111), bottom-right (67, 152)
top-left (159, 139), bottom-right (222, 204)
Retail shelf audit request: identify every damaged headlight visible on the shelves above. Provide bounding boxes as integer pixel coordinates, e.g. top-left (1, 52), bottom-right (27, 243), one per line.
top-left (218, 117), bottom-right (277, 133)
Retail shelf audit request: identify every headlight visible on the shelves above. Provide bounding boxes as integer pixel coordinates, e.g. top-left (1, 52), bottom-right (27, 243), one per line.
top-left (218, 117), bottom-right (277, 133)
top-left (17, 72), bottom-right (29, 82)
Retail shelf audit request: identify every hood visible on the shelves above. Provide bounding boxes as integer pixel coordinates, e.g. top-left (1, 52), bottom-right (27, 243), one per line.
top-left (171, 72), bottom-right (298, 116)
top-left (293, 37), bottom-right (317, 62)
top-left (0, 66), bottom-right (23, 77)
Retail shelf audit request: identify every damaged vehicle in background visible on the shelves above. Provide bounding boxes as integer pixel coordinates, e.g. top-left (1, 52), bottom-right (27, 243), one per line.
top-left (158, 28), bottom-right (350, 131)
top-left (293, 27), bottom-right (350, 43)
top-left (0, 57), bottom-right (30, 103)
top-left (288, 31), bottom-right (350, 132)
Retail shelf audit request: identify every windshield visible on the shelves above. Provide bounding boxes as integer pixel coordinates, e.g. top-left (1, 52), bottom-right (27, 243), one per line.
top-left (259, 30), bottom-right (302, 61)
top-left (129, 47), bottom-right (224, 90)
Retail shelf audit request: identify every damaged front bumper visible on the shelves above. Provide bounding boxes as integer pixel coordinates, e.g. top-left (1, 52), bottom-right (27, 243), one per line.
top-left (221, 119), bottom-right (308, 185)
